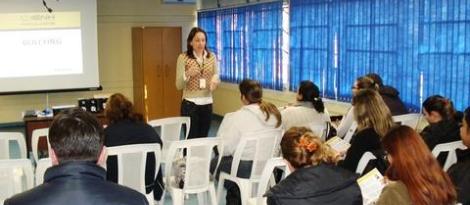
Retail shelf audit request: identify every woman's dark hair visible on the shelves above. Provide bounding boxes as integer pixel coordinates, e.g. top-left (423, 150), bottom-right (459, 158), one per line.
top-left (382, 125), bottom-right (456, 205)
top-left (464, 107), bottom-right (470, 132)
top-left (239, 79), bottom-right (281, 127)
top-left (365, 73), bottom-right (384, 87)
top-left (298, 80), bottom-right (324, 113)
top-left (355, 76), bottom-right (379, 91)
top-left (422, 95), bottom-right (456, 121)
top-left (186, 27), bottom-right (211, 59)
top-left (49, 108), bottom-right (104, 163)
top-left (105, 93), bottom-right (143, 124)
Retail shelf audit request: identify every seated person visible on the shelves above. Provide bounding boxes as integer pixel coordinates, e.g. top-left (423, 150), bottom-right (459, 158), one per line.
top-left (281, 80), bottom-right (330, 132)
top-left (448, 106), bottom-right (470, 205)
top-left (265, 127), bottom-right (362, 205)
top-left (5, 108), bottom-right (148, 205)
top-left (339, 89), bottom-right (395, 173)
top-left (365, 73), bottom-right (408, 115)
top-left (215, 79), bottom-right (282, 205)
top-left (104, 93), bottom-right (164, 201)
top-left (336, 76), bottom-right (379, 138)
top-left (421, 95), bottom-right (460, 150)
top-left (377, 125), bottom-right (456, 205)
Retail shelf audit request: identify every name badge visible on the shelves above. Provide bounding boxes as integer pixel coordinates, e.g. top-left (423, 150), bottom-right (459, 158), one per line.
top-left (199, 79), bottom-right (206, 89)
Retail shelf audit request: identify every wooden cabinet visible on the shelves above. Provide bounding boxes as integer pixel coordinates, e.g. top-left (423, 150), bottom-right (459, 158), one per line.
top-left (132, 27), bottom-right (182, 121)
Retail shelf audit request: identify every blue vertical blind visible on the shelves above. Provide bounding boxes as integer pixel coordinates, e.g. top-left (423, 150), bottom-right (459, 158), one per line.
top-left (290, 0), bottom-right (470, 111)
top-left (198, 1), bottom-right (284, 90)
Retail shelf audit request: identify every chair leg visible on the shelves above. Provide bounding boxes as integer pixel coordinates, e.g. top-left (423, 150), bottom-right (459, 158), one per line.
top-left (197, 192), bottom-right (206, 205)
top-left (216, 175), bottom-right (227, 205)
top-left (238, 180), bottom-right (252, 205)
top-left (209, 184), bottom-right (217, 205)
top-left (170, 189), bottom-right (185, 205)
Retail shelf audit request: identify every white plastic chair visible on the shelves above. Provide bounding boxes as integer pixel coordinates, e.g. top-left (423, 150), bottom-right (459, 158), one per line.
top-left (31, 128), bottom-right (50, 163)
top-left (247, 157), bottom-right (292, 205)
top-left (164, 137), bottom-right (223, 205)
top-left (148, 117), bottom-right (190, 163)
top-left (216, 128), bottom-right (283, 205)
top-left (106, 143), bottom-right (161, 205)
top-left (355, 151), bottom-right (377, 175)
top-left (0, 132), bottom-right (27, 159)
top-left (343, 121), bottom-right (358, 143)
top-left (432, 140), bottom-right (468, 171)
top-left (392, 113), bottom-right (422, 130)
top-left (0, 159), bottom-right (34, 202)
top-left (35, 158), bottom-right (52, 185)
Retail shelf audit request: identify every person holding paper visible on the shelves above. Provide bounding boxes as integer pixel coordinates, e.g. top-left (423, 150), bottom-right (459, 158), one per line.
top-left (448, 106), bottom-right (470, 205)
top-left (265, 127), bottom-right (362, 205)
top-left (377, 125), bottom-right (456, 205)
top-left (339, 89), bottom-right (395, 173)
top-left (176, 27), bottom-right (220, 139)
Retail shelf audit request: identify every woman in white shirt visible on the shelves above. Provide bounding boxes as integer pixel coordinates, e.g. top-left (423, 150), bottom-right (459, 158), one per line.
top-left (281, 80), bottom-right (330, 133)
top-left (214, 79), bottom-right (281, 205)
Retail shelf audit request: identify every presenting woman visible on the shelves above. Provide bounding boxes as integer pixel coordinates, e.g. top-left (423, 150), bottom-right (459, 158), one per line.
top-left (176, 27), bottom-right (220, 139)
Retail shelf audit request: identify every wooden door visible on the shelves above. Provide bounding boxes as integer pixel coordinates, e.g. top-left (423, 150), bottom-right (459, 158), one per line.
top-left (132, 28), bottom-right (145, 115)
top-left (143, 28), bottom-right (164, 121)
top-left (162, 27), bottom-right (182, 117)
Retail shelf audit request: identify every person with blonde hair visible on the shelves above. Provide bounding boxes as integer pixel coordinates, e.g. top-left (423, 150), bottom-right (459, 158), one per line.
top-left (336, 76), bottom-right (379, 138)
top-left (339, 89), bottom-right (395, 173)
top-left (265, 127), bottom-right (362, 205)
top-left (214, 79), bottom-right (281, 205)
top-left (377, 125), bottom-right (456, 205)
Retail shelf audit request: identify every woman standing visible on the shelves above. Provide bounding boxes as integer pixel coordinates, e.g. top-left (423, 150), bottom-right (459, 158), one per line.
top-left (377, 125), bottom-right (456, 205)
top-left (176, 27), bottom-right (220, 139)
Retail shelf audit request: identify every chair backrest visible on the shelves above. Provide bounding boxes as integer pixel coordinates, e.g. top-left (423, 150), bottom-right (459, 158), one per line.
top-left (31, 128), bottom-right (50, 163)
top-left (392, 113), bottom-right (422, 130)
top-left (35, 158), bottom-right (52, 185)
top-left (0, 159), bottom-right (34, 201)
top-left (106, 143), bottom-right (161, 204)
top-left (148, 117), bottom-right (190, 162)
top-left (256, 157), bottom-right (291, 198)
top-left (432, 140), bottom-right (468, 171)
top-left (231, 129), bottom-right (283, 180)
top-left (165, 137), bottom-right (222, 193)
top-left (306, 122), bottom-right (326, 141)
top-left (356, 151), bottom-right (377, 174)
top-left (343, 121), bottom-right (358, 143)
top-left (0, 132), bottom-right (27, 159)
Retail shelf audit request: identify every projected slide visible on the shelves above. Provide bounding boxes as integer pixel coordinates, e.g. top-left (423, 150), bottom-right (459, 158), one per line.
top-left (0, 12), bottom-right (82, 78)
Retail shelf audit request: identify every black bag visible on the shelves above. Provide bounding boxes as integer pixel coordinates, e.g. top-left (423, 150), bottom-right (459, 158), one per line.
top-left (361, 149), bottom-right (389, 176)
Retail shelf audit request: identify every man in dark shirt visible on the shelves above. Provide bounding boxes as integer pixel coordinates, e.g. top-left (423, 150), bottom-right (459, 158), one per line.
top-left (5, 108), bottom-right (148, 205)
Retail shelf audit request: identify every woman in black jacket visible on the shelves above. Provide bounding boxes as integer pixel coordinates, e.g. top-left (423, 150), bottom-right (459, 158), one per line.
top-left (420, 95), bottom-right (460, 150)
top-left (104, 93), bottom-right (164, 201)
top-left (265, 127), bottom-right (362, 205)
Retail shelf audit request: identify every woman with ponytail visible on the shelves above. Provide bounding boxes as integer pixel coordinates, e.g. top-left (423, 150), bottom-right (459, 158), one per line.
top-left (215, 79), bottom-right (281, 205)
top-left (377, 125), bottom-right (456, 205)
top-left (281, 80), bottom-right (330, 130)
top-left (421, 95), bottom-right (460, 150)
top-left (265, 127), bottom-right (362, 205)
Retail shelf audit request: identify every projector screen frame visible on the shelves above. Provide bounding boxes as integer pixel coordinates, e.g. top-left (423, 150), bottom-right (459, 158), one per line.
top-left (0, 85), bottom-right (102, 96)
